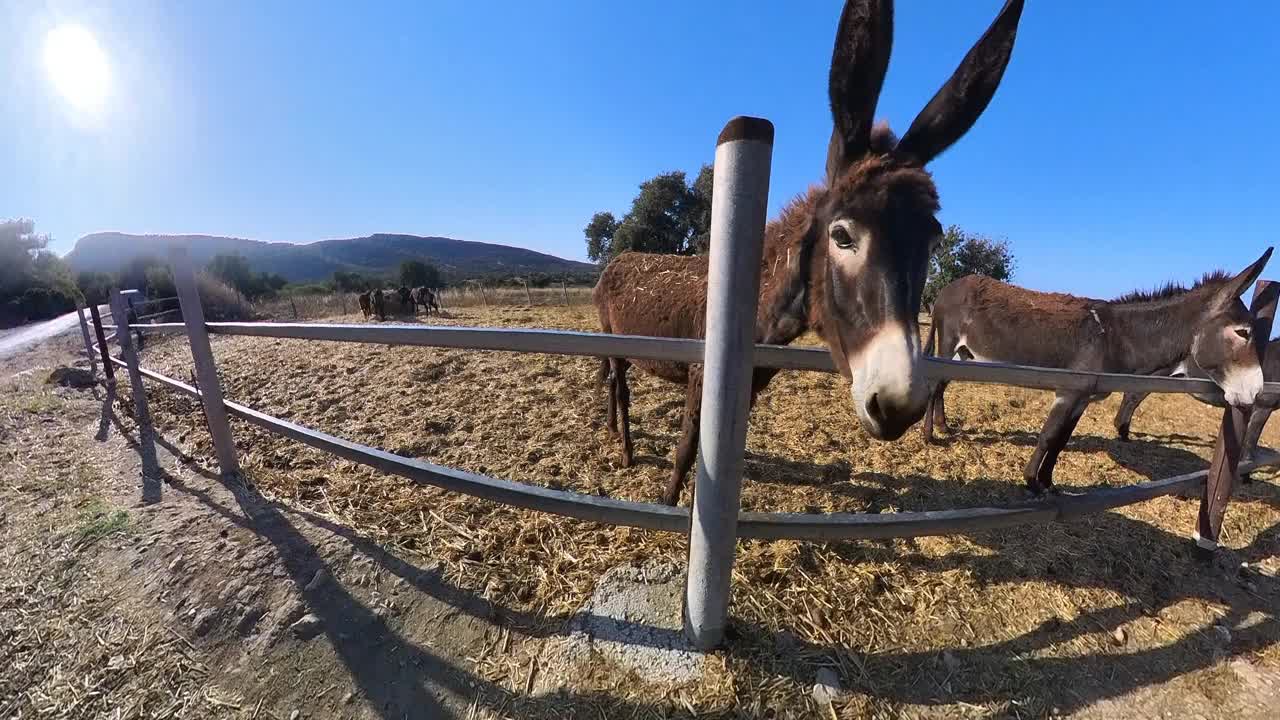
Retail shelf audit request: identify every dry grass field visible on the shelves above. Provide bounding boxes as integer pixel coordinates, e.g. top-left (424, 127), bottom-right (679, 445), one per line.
top-left (114, 303), bottom-right (1280, 717)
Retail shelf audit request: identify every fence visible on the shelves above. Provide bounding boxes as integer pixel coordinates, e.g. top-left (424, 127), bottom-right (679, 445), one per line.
top-left (80, 117), bottom-right (1280, 650)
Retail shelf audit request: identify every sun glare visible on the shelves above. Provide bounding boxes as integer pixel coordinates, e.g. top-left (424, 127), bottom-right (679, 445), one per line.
top-left (43, 25), bottom-right (111, 114)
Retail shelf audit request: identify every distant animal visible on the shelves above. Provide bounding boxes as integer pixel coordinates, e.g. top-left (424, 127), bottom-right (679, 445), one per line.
top-left (923, 251), bottom-right (1272, 495)
top-left (370, 289), bottom-right (386, 320)
top-left (594, 0), bottom-right (1028, 505)
top-left (412, 286), bottom-right (438, 316)
top-left (381, 289), bottom-right (406, 319)
top-left (398, 286), bottom-right (413, 313)
top-left (1112, 336), bottom-right (1280, 468)
top-left (358, 291), bottom-right (373, 319)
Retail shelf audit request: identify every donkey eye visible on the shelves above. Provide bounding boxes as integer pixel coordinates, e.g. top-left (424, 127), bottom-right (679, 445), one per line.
top-left (1236, 327), bottom-right (1252, 341)
top-left (831, 225), bottom-right (857, 250)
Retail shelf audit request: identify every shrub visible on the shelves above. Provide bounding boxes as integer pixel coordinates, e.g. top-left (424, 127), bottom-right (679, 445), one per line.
top-left (196, 273), bottom-right (253, 321)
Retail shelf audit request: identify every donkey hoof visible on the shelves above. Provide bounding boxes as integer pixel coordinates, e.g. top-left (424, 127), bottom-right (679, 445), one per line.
top-left (660, 491), bottom-right (680, 506)
top-left (620, 455), bottom-right (634, 469)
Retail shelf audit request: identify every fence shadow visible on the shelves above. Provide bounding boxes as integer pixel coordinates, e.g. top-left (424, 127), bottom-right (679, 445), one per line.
top-left (142, 427), bottom-right (1280, 717)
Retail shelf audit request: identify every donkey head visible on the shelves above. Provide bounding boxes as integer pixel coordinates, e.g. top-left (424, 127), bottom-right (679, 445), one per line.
top-left (1190, 248), bottom-right (1273, 407)
top-left (814, 0), bottom-right (1025, 440)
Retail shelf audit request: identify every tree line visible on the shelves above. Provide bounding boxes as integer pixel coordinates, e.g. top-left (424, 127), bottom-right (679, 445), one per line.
top-left (583, 169), bottom-right (1014, 308)
top-left (0, 219), bottom-right (81, 328)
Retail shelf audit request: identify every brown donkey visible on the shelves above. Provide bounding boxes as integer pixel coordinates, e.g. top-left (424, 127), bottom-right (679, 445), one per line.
top-left (594, 0), bottom-right (1028, 505)
top-left (923, 250), bottom-right (1273, 495)
top-left (1112, 338), bottom-right (1279, 466)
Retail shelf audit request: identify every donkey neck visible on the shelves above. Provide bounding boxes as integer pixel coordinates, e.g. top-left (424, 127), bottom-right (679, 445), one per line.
top-left (754, 188), bottom-right (824, 347)
top-left (1101, 285), bottom-right (1220, 373)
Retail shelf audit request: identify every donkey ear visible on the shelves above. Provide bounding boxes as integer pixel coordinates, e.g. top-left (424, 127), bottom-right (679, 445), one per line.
top-left (1214, 247), bottom-right (1274, 309)
top-left (826, 0), bottom-right (894, 182)
top-left (895, 0), bottom-right (1025, 166)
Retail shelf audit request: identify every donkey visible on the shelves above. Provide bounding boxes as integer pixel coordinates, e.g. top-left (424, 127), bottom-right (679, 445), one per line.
top-left (923, 250), bottom-right (1273, 495)
top-left (594, 0), bottom-right (1028, 505)
top-left (1112, 337), bottom-right (1279, 467)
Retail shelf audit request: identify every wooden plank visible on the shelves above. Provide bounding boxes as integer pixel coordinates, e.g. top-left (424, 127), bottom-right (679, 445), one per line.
top-left (88, 304), bottom-right (115, 383)
top-left (110, 290), bottom-right (161, 502)
top-left (685, 116), bottom-right (774, 649)
top-left (75, 302), bottom-right (98, 376)
top-left (172, 246), bottom-right (240, 477)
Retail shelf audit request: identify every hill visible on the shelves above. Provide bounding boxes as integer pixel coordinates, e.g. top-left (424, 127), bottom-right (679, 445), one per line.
top-left (64, 232), bottom-right (598, 284)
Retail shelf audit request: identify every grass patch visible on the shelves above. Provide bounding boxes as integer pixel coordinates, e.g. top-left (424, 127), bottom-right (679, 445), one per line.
top-left (75, 498), bottom-right (130, 545)
top-left (21, 390), bottom-right (59, 414)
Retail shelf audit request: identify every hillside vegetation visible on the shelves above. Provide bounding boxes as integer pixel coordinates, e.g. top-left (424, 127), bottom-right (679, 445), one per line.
top-left (66, 232), bottom-right (597, 285)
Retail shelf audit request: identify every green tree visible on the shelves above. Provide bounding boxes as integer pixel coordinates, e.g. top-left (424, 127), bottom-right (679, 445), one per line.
top-left (923, 225), bottom-right (1015, 309)
top-left (333, 271), bottom-right (374, 292)
top-left (689, 164), bottom-right (714, 254)
top-left (399, 259), bottom-right (441, 288)
top-left (77, 271), bottom-right (114, 305)
top-left (0, 219), bottom-right (80, 326)
top-left (584, 163), bottom-right (714, 264)
top-left (584, 211), bottom-right (620, 263)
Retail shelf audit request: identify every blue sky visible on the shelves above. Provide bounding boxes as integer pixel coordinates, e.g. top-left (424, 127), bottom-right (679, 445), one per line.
top-left (2, 1), bottom-right (1276, 297)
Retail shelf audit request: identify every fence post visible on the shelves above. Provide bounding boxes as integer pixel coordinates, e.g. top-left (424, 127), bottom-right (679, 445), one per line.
top-left (111, 288), bottom-right (162, 500)
top-left (75, 301), bottom-right (98, 377)
top-left (88, 304), bottom-right (115, 384)
top-left (171, 246), bottom-right (241, 477)
top-left (1196, 279), bottom-right (1278, 556)
top-left (524, 279), bottom-right (533, 306)
top-left (562, 280), bottom-right (569, 306)
top-left (683, 116), bottom-right (773, 649)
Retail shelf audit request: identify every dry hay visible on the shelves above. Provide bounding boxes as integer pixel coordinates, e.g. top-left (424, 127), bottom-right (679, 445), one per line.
top-left (133, 305), bottom-right (1280, 717)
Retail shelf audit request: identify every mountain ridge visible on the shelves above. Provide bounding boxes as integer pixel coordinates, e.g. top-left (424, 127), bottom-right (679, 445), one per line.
top-left (65, 232), bottom-right (598, 283)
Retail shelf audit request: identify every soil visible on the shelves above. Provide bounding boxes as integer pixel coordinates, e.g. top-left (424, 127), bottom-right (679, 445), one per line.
top-left (2, 306), bottom-right (1280, 719)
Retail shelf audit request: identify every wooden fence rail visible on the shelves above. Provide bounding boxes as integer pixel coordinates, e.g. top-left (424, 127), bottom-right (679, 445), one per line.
top-left (106, 354), bottom-right (1280, 541)
top-left (134, 320), bottom-right (1280, 399)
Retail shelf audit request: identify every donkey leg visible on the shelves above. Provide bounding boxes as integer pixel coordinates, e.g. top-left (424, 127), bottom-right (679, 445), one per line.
top-left (662, 371), bottom-right (703, 506)
top-left (616, 359), bottom-right (634, 468)
top-left (1113, 392), bottom-right (1146, 442)
top-left (923, 381), bottom-right (950, 443)
top-left (1240, 406), bottom-right (1272, 482)
top-left (1023, 392), bottom-right (1087, 495)
top-left (603, 359), bottom-right (619, 439)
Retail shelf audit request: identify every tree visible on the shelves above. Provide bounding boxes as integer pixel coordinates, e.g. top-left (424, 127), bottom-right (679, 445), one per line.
top-left (0, 219), bottom-right (80, 327)
top-left (206, 253), bottom-right (284, 300)
top-left (399, 259), bottom-right (441, 288)
top-left (689, 164), bottom-right (714, 254)
top-left (923, 225), bottom-right (1015, 309)
top-left (333, 271), bottom-right (374, 292)
top-left (77, 271), bottom-right (114, 305)
top-left (584, 163), bottom-right (714, 264)
top-left (584, 212), bottom-right (620, 263)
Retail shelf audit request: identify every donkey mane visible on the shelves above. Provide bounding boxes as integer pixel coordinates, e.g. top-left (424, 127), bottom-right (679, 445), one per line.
top-left (1109, 270), bottom-right (1232, 305)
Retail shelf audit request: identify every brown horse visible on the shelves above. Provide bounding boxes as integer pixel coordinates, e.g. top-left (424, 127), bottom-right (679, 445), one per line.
top-left (1112, 337), bottom-right (1279, 466)
top-left (594, 0), bottom-right (1028, 505)
top-left (923, 251), bottom-right (1273, 495)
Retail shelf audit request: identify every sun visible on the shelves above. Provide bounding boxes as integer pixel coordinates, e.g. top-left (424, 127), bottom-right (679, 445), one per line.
top-left (43, 25), bottom-right (111, 113)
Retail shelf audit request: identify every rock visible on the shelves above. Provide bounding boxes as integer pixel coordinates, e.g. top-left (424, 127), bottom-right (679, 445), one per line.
top-left (193, 607), bottom-right (218, 636)
top-left (812, 667), bottom-right (844, 705)
top-left (1213, 625), bottom-right (1232, 645)
top-left (289, 711), bottom-right (300, 720)
top-left (290, 613), bottom-right (323, 640)
top-left (304, 568), bottom-right (329, 591)
top-left (46, 367), bottom-right (95, 389)
top-left (342, 692), bottom-right (356, 705)
top-left (1112, 627), bottom-right (1128, 646)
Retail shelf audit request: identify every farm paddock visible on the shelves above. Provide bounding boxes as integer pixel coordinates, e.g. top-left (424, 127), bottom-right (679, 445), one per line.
top-left (4, 305), bottom-right (1280, 718)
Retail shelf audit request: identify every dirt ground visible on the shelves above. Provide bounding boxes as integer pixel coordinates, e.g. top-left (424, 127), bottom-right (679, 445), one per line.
top-left (3, 305), bottom-right (1280, 719)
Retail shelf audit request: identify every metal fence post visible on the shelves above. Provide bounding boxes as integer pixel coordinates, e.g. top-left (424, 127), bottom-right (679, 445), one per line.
top-left (75, 301), bottom-right (98, 377)
top-left (684, 116), bottom-right (774, 649)
top-left (171, 246), bottom-right (241, 477)
top-left (1197, 279), bottom-right (1278, 555)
